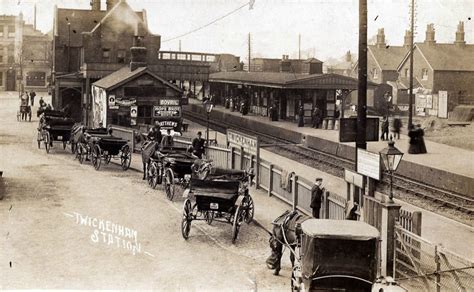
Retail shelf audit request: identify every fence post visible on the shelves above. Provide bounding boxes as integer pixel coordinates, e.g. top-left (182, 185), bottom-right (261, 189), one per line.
top-left (380, 201), bottom-right (401, 277)
top-left (240, 146), bottom-right (244, 170)
top-left (230, 147), bottom-right (235, 169)
top-left (253, 155), bottom-right (260, 189)
top-left (292, 175), bottom-right (299, 211)
top-left (268, 164), bottom-right (273, 197)
top-left (324, 191), bottom-right (330, 219)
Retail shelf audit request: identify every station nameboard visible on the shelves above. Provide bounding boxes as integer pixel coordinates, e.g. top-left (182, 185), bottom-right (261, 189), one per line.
top-left (226, 129), bottom-right (259, 155)
top-left (356, 148), bottom-right (381, 180)
top-left (339, 117), bottom-right (379, 143)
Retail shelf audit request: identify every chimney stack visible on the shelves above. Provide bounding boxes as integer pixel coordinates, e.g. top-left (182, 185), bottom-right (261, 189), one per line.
top-left (130, 24), bottom-right (147, 71)
top-left (425, 24), bottom-right (436, 45)
top-left (454, 21), bottom-right (466, 46)
top-left (90, 0), bottom-right (101, 11)
top-left (345, 51), bottom-right (352, 62)
top-left (376, 28), bottom-right (386, 48)
top-left (106, 0), bottom-right (120, 11)
top-left (404, 30), bottom-right (412, 47)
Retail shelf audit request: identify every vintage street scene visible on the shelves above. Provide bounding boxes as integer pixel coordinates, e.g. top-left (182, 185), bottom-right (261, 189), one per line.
top-left (0, 0), bottom-right (473, 290)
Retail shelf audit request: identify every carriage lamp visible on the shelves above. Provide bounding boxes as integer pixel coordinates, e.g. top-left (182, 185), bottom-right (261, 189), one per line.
top-left (203, 99), bottom-right (214, 147)
top-left (379, 138), bottom-right (404, 202)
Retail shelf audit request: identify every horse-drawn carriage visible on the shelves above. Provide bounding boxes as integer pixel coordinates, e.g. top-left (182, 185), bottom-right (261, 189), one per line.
top-left (37, 110), bottom-right (75, 153)
top-left (17, 105), bottom-right (32, 122)
top-left (181, 166), bottom-right (255, 243)
top-left (143, 144), bottom-right (197, 201)
top-left (76, 130), bottom-right (131, 171)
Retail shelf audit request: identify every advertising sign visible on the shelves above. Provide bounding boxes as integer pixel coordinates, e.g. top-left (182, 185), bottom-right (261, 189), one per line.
top-left (339, 118), bottom-right (379, 143)
top-left (130, 106), bottom-right (138, 118)
top-left (108, 95), bottom-right (116, 107)
top-left (357, 149), bottom-right (381, 180)
top-left (159, 99), bottom-right (180, 106)
top-left (159, 120), bottom-right (178, 128)
top-left (116, 98), bottom-right (137, 106)
top-left (153, 105), bottom-right (181, 117)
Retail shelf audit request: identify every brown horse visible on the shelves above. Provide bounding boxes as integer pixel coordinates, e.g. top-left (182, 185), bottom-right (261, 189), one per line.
top-left (266, 210), bottom-right (311, 276)
top-left (141, 140), bottom-right (159, 180)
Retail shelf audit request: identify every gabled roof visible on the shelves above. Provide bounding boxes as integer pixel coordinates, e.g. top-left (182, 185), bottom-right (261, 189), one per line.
top-left (398, 43), bottom-right (474, 72)
top-left (209, 71), bottom-right (377, 90)
top-left (93, 66), bottom-right (182, 93)
top-left (368, 45), bottom-right (409, 71)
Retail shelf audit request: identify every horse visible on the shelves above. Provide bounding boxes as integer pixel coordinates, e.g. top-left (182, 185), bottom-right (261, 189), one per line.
top-left (141, 140), bottom-right (159, 180)
top-left (69, 123), bottom-right (85, 154)
top-left (266, 210), bottom-right (311, 276)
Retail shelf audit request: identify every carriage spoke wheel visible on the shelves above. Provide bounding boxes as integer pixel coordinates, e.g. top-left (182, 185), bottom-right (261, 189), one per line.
top-left (164, 168), bottom-right (175, 201)
top-left (147, 163), bottom-right (159, 189)
top-left (204, 211), bottom-right (214, 225)
top-left (43, 132), bottom-right (50, 153)
top-left (181, 199), bottom-right (193, 240)
top-left (120, 145), bottom-right (131, 170)
top-left (91, 144), bottom-right (102, 170)
top-left (243, 196), bottom-right (255, 224)
top-left (232, 205), bottom-right (245, 244)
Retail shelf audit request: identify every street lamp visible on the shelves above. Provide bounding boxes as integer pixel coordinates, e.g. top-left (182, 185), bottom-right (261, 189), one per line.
top-left (384, 91), bottom-right (392, 117)
top-left (379, 138), bottom-right (404, 202)
top-left (203, 99), bottom-right (214, 146)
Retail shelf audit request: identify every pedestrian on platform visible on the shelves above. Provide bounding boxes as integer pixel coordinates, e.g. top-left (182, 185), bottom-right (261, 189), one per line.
top-left (392, 116), bottom-right (402, 140)
top-left (192, 131), bottom-right (206, 159)
top-left (409, 124), bottom-right (427, 154)
top-left (380, 116), bottom-right (389, 141)
top-left (312, 106), bottom-right (322, 128)
top-left (310, 178), bottom-right (324, 218)
top-left (298, 105), bottom-right (305, 127)
top-left (30, 91), bottom-right (36, 106)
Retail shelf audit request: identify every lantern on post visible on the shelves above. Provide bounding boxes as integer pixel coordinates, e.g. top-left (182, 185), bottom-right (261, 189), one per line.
top-left (203, 98), bottom-right (214, 146)
top-left (379, 138), bottom-right (404, 202)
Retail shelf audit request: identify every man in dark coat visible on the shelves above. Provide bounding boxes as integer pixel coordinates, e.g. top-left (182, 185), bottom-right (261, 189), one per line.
top-left (310, 178), bottom-right (324, 218)
top-left (312, 106), bottom-right (322, 128)
top-left (380, 116), bottom-right (389, 141)
top-left (298, 105), bottom-right (305, 127)
top-left (30, 91), bottom-right (36, 106)
top-left (147, 121), bottom-right (162, 142)
top-left (192, 131), bottom-right (206, 159)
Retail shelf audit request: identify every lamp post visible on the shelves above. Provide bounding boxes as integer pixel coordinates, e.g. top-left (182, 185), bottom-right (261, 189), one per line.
top-left (379, 138), bottom-right (404, 202)
top-left (384, 91), bottom-right (392, 117)
top-left (203, 99), bottom-right (214, 146)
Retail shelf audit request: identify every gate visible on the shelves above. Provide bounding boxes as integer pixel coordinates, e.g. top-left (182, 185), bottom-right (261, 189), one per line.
top-left (394, 225), bottom-right (474, 291)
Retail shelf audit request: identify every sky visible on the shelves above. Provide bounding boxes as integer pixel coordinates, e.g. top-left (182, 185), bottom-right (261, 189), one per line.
top-left (1, 0), bottom-right (472, 62)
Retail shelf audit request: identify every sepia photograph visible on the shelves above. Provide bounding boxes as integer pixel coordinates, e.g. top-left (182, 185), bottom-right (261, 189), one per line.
top-left (0, 0), bottom-right (473, 290)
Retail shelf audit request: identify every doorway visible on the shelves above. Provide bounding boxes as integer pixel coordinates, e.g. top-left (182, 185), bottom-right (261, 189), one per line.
top-left (6, 69), bottom-right (16, 91)
top-left (61, 87), bottom-right (82, 122)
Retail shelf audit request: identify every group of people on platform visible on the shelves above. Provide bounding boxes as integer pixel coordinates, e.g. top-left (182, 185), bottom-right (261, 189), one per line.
top-left (224, 96), bottom-right (250, 116)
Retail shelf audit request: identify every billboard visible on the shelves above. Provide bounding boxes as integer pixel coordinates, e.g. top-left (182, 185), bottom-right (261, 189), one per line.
top-left (339, 118), bottom-right (379, 143)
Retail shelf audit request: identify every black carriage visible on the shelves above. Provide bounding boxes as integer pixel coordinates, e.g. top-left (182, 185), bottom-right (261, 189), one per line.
top-left (181, 167), bottom-right (255, 243)
top-left (76, 131), bottom-right (131, 171)
top-left (37, 110), bottom-right (75, 153)
top-left (147, 146), bottom-right (196, 201)
top-left (17, 105), bottom-right (32, 122)
top-left (290, 220), bottom-right (382, 292)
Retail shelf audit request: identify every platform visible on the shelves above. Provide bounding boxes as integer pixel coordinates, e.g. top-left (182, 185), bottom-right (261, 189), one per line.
top-left (186, 99), bottom-right (474, 197)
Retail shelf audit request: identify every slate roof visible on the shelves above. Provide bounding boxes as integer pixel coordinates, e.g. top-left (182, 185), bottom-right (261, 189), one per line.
top-left (414, 43), bottom-right (474, 71)
top-left (368, 45), bottom-right (408, 71)
top-left (93, 66), bottom-right (182, 93)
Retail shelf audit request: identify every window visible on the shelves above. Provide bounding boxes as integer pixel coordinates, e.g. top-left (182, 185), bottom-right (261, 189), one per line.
top-left (7, 56), bottom-right (14, 64)
top-left (102, 48), bottom-right (110, 59)
top-left (117, 49), bottom-right (126, 63)
top-left (137, 105), bottom-right (153, 124)
top-left (404, 68), bottom-right (409, 77)
top-left (0, 72), bottom-right (3, 86)
top-left (8, 25), bottom-right (15, 38)
top-left (0, 26), bottom-right (4, 37)
top-left (421, 68), bottom-right (428, 80)
top-left (372, 68), bottom-right (378, 79)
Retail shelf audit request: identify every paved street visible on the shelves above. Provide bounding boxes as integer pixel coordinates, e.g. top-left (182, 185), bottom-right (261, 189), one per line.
top-left (0, 92), bottom-right (289, 290)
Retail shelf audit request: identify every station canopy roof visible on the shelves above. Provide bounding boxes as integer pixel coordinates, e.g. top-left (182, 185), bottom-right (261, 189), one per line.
top-left (209, 71), bottom-right (377, 90)
top-left (301, 219), bottom-right (380, 240)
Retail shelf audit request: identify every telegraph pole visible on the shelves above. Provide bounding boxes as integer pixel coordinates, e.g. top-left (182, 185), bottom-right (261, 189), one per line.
top-left (408, 0), bottom-right (415, 128)
top-left (298, 34), bottom-right (301, 60)
top-left (356, 0), bottom-right (368, 155)
top-left (179, 40), bottom-right (181, 52)
top-left (248, 33), bottom-right (251, 72)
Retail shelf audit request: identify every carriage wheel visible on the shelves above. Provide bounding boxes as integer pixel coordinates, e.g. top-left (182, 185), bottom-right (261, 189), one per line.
top-left (91, 144), bottom-right (102, 170)
top-left (157, 163), bottom-right (163, 185)
top-left (43, 132), bottom-right (50, 153)
top-left (243, 196), bottom-right (255, 224)
top-left (147, 162), bottom-right (159, 189)
top-left (120, 145), bottom-right (131, 170)
top-left (181, 199), bottom-right (193, 240)
top-left (232, 205), bottom-right (245, 244)
top-left (204, 211), bottom-right (214, 225)
top-left (164, 168), bottom-right (176, 201)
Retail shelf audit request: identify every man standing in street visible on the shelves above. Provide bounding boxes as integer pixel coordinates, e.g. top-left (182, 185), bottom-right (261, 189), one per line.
top-left (192, 131), bottom-right (205, 159)
top-left (30, 91), bottom-right (36, 106)
top-left (310, 178), bottom-right (324, 218)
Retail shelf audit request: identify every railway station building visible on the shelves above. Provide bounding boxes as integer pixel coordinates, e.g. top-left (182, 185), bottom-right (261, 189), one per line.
top-left (209, 71), bottom-right (377, 123)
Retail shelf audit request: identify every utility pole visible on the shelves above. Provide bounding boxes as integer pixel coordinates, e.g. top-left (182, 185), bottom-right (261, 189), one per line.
top-left (356, 0), bottom-right (368, 156)
top-left (248, 33), bottom-right (251, 72)
top-left (34, 3), bottom-right (37, 30)
top-left (408, 0), bottom-right (415, 128)
top-left (298, 34), bottom-right (301, 60)
top-left (67, 22), bottom-right (71, 72)
top-left (179, 40), bottom-right (181, 52)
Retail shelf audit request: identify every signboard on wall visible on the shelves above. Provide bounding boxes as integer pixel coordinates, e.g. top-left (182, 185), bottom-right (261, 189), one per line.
top-left (357, 148), bottom-right (381, 180)
top-left (116, 98), bottom-right (136, 106)
top-left (153, 106), bottom-right (181, 117)
top-left (339, 118), bottom-right (379, 142)
top-left (108, 95), bottom-right (116, 107)
top-left (226, 129), bottom-right (259, 156)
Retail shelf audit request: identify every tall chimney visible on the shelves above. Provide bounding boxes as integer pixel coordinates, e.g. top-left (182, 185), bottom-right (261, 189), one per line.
top-left (376, 28), bottom-right (386, 48)
top-left (345, 50), bottom-right (352, 62)
top-left (425, 24), bottom-right (436, 45)
top-left (106, 0), bottom-right (121, 11)
top-left (130, 24), bottom-right (147, 71)
top-left (404, 30), bottom-right (412, 47)
top-left (90, 0), bottom-right (101, 11)
top-left (454, 21), bottom-right (466, 46)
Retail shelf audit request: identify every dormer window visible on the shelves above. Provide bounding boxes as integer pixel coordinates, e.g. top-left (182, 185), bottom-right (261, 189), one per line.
top-left (421, 68), bottom-right (428, 80)
top-left (372, 68), bottom-right (378, 79)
